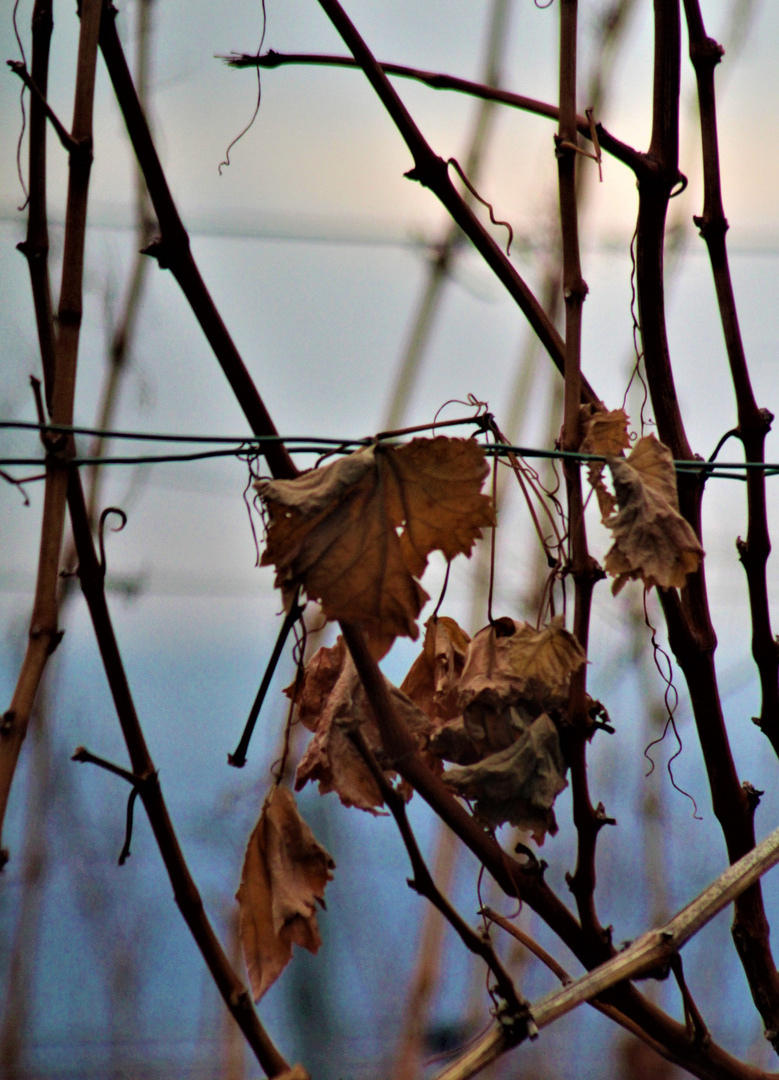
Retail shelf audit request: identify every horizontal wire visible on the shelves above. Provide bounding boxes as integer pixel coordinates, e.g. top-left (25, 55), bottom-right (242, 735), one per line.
top-left (0, 419), bottom-right (372, 446)
top-left (1, 421), bottom-right (778, 477)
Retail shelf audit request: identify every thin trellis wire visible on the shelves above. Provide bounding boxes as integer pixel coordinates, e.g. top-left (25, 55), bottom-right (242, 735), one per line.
top-left (2, 420), bottom-right (779, 478)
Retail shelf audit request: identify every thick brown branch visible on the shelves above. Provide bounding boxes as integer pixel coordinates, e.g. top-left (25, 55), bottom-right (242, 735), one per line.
top-left (681, 0), bottom-right (779, 755)
top-left (0, 0), bottom-right (103, 865)
top-left (630, 0), bottom-right (779, 1046)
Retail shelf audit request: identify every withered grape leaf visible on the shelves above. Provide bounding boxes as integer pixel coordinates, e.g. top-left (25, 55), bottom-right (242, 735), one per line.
top-left (579, 404), bottom-right (631, 457)
top-left (400, 615), bottom-right (470, 724)
top-left (443, 712), bottom-right (567, 842)
top-left (602, 434), bottom-right (704, 594)
top-left (237, 786), bottom-right (335, 1002)
top-left (257, 438), bottom-right (494, 658)
top-left (580, 405), bottom-right (631, 519)
top-left (458, 617), bottom-right (586, 715)
top-left (289, 637), bottom-right (435, 812)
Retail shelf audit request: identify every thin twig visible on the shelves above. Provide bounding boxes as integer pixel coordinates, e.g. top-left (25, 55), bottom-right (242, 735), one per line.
top-left (481, 907), bottom-right (571, 986)
top-left (224, 50), bottom-right (655, 179)
top-left (348, 727), bottom-right (532, 1034)
top-left (7, 59), bottom-right (80, 153)
top-left (228, 595), bottom-right (305, 768)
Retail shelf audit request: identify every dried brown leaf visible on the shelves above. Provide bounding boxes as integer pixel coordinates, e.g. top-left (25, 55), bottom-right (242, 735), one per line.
top-left (237, 787), bottom-right (335, 1002)
top-left (443, 712), bottom-right (567, 842)
top-left (588, 462), bottom-right (618, 519)
top-left (579, 405), bottom-right (631, 456)
top-left (257, 438), bottom-right (494, 657)
top-left (428, 619), bottom-right (582, 836)
top-left (602, 435), bottom-right (704, 594)
top-left (290, 637), bottom-right (434, 812)
top-left (400, 615), bottom-right (470, 724)
top-left (458, 617), bottom-right (586, 719)
top-left (581, 406), bottom-right (630, 520)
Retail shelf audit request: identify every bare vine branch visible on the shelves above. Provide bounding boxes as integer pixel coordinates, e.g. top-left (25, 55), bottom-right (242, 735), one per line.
top-left (681, 0), bottom-right (779, 756)
top-left (0, 0), bottom-right (103, 863)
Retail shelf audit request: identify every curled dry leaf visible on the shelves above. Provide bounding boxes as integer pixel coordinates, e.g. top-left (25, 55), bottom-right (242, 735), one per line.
top-left (580, 404), bottom-right (631, 519)
top-left (458, 616), bottom-right (586, 717)
top-left (400, 614), bottom-right (470, 724)
top-left (602, 435), bottom-right (704, 594)
top-left (579, 404), bottom-right (631, 457)
top-left (237, 786), bottom-right (335, 1002)
top-left (289, 636), bottom-right (435, 813)
top-left (419, 618), bottom-right (582, 840)
top-left (443, 712), bottom-right (567, 842)
top-left (257, 437), bottom-right (494, 658)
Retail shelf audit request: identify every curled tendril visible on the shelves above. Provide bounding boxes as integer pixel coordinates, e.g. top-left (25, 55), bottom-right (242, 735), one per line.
top-left (98, 507), bottom-right (128, 574)
top-left (1, 468), bottom-right (34, 506)
top-left (239, 448), bottom-right (266, 566)
top-left (447, 158), bottom-right (513, 256)
top-left (432, 394), bottom-right (489, 433)
top-left (642, 591), bottom-right (701, 819)
top-left (219, 0), bottom-right (267, 172)
top-left (622, 227), bottom-right (653, 433)
top-left (12, 0), bottom-right (29, 207)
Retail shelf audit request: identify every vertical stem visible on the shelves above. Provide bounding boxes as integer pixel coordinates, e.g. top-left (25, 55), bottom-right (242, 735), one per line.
top-left (0, 0), bottom-right (103, 864)
top-left (86, 0), bottom-right (157, 524)
top-left (19, 0), bottom-right (55, 410)
top-left (555, 0), bottom-right (604, 943)
top-left (681, 0), bottom-right (779, 755)
top-left (637, 0), bottom-right (691, 462)
top-left (634, 0), bottom-right (779, 1046)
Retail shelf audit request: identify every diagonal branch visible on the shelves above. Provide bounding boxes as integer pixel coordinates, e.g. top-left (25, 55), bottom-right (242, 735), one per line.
top-left (97, 3), bottom-right (297, 482)
top-left (66, 470), bottom-right (290, 1077)
top-left (311, 0), bottom-right (601, 403)
top-left (225, 50), bottom-right (652, 179)
top-left (348, 727), bottom-right (531, 1033)
top-left (436, 821), bottom-right (779, 1080)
